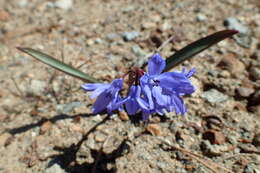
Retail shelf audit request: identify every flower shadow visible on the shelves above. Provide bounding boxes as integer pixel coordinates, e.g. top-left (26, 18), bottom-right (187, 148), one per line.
top-left (8, 111), bottom-right (130, 172)
top-left (46, 115), bottom-right (129, 172)
top-left (8, 112), bottom-right (102, 135)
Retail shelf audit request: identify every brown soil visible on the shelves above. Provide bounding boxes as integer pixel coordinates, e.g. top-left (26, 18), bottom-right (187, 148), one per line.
top-left (0, 0), bottom-right (259, 172)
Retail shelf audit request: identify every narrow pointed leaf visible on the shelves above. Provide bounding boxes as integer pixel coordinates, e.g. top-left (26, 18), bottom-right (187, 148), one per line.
top-left (17, 47), bottom-right (99, 83)
top-left (164, 30), bottom-right (238, 71)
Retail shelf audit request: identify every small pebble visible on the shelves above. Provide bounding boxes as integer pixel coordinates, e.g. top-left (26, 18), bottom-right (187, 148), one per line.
top-left (223, 17), bottom-right (252, 48)
top-left (237, 87), bottom-right (255, 97)
top-left (40, 121), bottom-right (52, 135)
top-left (122, 6), bottom-right (135, 12)
top-left (121, 31), bottom-right (140, 41)
top-left (54, 0), bottom-right (73, 10)
top-left (0, 10), bottom-right (10, 21)
top-left (217, 53), bottom-right (245, 76)
top-left (85, 137), bottom-right (96, 149)
top-left (94, 131), bottom-right (107, 142)
top-left (119, 111), bottom-right (129, 121)
top-left (201, 140), bottom-right (228, 156)
top-left (69, 124), bottom-right (83, 133)
top-left (92, 114), bottom-right (103, 122)
top-left (244, 163), bottom-right (260, 173)
top-left (106, 33), bottom-right (121, 41)
top-left (224, 17), bottom-right (249, 35)
top-left (45, 163), bottom-right (65, 173)
top-left (56, 102), bottom-right (83, 113)
top-left (86, 39), bottom-right (94, 46)
top-left (218, 70), bottom-right (230, 78)
top-left (196, 14), bottom-right (207, 22)
top-left (142, 22), bottom-right (156, 29)
top-left (0, 133), bottom-right (12, 146)
top-left (18, 0), bottom-right (28, 7)
top-left (146, 124), bottom-right (162, 136)
top-left (94, 38), bottom-right (103, 44)
top-left (202, 129), bottom-right (226, 145)
top-left (160, 20), bottom-right (171, 31)
top-left (29, 80), bottom-right (47, 95)
top-left (249, 67), bottom-right (260, 80)
top-left (201, 89), bottom-right (228, 104)
top-left (103, 136), bottom-right (121, 154)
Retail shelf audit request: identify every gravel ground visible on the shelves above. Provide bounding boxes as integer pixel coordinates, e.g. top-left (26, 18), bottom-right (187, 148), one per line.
top-left (0, 0), bottom-right (259, 172)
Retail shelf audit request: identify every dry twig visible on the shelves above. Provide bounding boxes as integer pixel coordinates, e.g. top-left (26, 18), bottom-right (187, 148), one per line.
top-left (223, 153), bottom-right (258, 160)
top-left (159, 138), bottom-right (234, 173)
top-left (10, 77), bottom-right (24, 98)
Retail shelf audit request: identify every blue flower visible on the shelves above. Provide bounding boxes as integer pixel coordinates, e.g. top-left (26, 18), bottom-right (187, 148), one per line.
top-left (82, 78), bottom-right (124, 114)
top-left (140, 53), bottom-right (195, 115)
top-left (82, 53), bottom-right (196, 120)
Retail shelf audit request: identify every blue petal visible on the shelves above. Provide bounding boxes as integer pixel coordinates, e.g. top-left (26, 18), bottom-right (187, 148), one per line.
top-left (111, 78), bottom-right (123, 90)
top-left (152, 86), bottom-right (169, 106)
top-left (178, 84), bottom-right (195, 95)
top-left (90, 85), bottom-right (110, 99)
top-left (107, 94), bottom-right (126, 113)
top-left (115, 95), bottom-right (127, 112)
top-left (171, 94), bottom-right (186, 115)
top-left (92, 91), bottom-right (112, 114)
top-left (133, 85), bottom-right (141, 97)
top-left (155, 72), bottom-right (195, 94)
top-left (125, 85), bottom-right (142, 115)
top-left (128, 85), bottom-right (140, 97)
top-left (148, 53), bottom-right (166, 76)
top-left (142, 85), bottom-right (154, 109)
top-left (185, 68), bottom-right (196, 78)
top-left (154, 104), bottom-right (165, 115)
top-left (81, 83), bottom-right (109, 91)
top-left (140, 74), bottom-right (150, 85)
top-left (136, 97), bottom-right (149, 110)
top-left (106, 78), bottom-right (123, 97)
top-left (140, 75), bottom-right (155, 109)
top-left (155, 72), bottom-right (187, 85)
top-left (83, 78), bottom-right (124, 114)
top-left (125, 99), bottom-right (139, 115)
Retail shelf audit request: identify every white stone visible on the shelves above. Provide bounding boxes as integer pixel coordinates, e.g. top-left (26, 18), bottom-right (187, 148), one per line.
top-left (54, 0), bottom-right (73, 10)
top-left (45, 164), bottom-right (65, 173)
top-left (30, 80), bottom-right (47, 95)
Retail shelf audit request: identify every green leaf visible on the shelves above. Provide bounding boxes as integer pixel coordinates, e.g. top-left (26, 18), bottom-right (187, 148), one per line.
top-left (164, 30), bottom-right (238, 71)
top-left (17, 47), bottom-right (99, 83)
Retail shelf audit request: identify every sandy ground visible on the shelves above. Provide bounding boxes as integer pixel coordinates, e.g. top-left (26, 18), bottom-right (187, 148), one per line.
top-left (0, 0), bottom-right (259, 172)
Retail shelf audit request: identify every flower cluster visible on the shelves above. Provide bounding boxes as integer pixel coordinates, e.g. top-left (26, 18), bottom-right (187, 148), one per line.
top-left (82, 53), bottom-right (196, 120)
